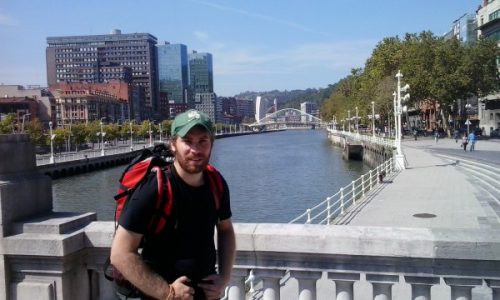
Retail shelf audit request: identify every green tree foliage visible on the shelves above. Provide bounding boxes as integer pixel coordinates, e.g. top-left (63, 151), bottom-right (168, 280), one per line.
top-left (25, 118), bottom-right (46, 146)
top-left (0, 113), bottom-right (16, 134)
top-left (71, 123), bottom-right (87, 151)
top-left (321, 31), bottom-right (499, 127)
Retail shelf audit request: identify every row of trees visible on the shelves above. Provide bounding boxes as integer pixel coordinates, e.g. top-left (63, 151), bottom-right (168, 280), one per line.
top-left (0, 114), bottom-right (245, 152)
top-left (321, 31), bottom-right (499, 133)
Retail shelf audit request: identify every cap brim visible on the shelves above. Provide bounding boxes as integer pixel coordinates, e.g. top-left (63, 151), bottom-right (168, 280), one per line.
top-left (176, 120), bottom-right (211, 138)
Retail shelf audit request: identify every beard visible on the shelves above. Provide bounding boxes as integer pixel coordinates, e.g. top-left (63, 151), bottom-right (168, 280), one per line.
top-left (175, 152), bottom-right (210, 174)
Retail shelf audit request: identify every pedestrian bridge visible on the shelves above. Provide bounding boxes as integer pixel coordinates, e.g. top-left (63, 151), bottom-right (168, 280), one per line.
top-left (247, 108), bottom-right (327, 130)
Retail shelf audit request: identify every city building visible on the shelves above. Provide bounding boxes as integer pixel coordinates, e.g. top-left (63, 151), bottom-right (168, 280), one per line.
top-left (46, 29), bottom-right (158, 118)
top-left (443, 13), bottom-right (477, 42)
top-left (0, 96), bottom-right (38, 131)
top-left (236, 98), bottom-right (255, 123)
top-left (194, 92), bottom-right (217, 122)
top-left (157, 42), bottom-right (189, 105)
top-left (255, 96), bottom-right (269, 123)
top-left (218, 97), bottom-right (242, 124)
top-left (188, 51), bottom-right (213, 102)
top-left (477, 0), bottom-right (500, 135)
top-left (300, 101), bottom-right (318, 122)
top-left (0, 85), bottom-right (55, 126)
top-left (49, 80), bottom-right (130, 127)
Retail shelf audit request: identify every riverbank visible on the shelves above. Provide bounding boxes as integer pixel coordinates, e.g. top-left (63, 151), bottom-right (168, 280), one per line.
top-left (336, 137), bottom-right (500, 229)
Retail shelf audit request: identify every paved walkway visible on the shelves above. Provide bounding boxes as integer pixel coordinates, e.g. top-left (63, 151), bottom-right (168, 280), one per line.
top-left (342, 137), bottom-right (500, 229)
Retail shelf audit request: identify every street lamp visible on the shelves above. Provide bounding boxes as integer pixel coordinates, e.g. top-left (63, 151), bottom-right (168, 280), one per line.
top-left (148, 121), bottom-right (153, 147)
top-left (347, 110), bottom-right (351, 133)
top-left (99, 118), bottom-right (106, 156)
top-left (159, 123), bottom-right (163, 143)
top-left (355, 106), bottom-right (359, 134)
top-left (21, 113), bottom-right (31, 133)
top-left (465, 104), bottom-right (472, 135)
top-left (129, 120), bottom-right (134, 151)
top-left (371, 101), bottom-right (375, 137)
top-left (49, 121), bottom-right (55, 164)
top-left (395, 70), bottom-right (410, 170)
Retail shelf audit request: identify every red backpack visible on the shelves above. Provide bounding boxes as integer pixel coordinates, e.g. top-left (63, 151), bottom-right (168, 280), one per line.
top-left (105, 145), bottom-right (224, 296)
top-left (113, 144), bottom-right (224, 234)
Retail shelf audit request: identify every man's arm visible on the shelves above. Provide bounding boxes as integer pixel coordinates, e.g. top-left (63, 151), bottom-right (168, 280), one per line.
top-left (110, 225), bottom-right (193, 299)
top-left (216, 218), bottom-right (236, 284)
top-left (198, 219), bottom-right (236, 300)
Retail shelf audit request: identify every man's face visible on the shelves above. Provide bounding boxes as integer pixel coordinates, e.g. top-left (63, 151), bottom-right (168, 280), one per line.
top-left (171, 126), bottom-right (213, 174)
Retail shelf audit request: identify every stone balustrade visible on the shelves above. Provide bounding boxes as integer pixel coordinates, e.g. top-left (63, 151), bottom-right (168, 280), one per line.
top-left (1, 134), bottom-right (500, 300)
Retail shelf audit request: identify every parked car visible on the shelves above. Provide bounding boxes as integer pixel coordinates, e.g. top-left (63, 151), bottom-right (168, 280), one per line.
top-left (491, 128), bottom-right (500, 139)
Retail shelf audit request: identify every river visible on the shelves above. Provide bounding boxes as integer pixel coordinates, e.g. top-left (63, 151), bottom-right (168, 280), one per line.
top-left (52, 130), bottom-right (370, 223)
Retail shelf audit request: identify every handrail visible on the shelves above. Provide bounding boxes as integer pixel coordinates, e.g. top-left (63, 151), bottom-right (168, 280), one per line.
top-left (289, 157), bottom-right (396, 224)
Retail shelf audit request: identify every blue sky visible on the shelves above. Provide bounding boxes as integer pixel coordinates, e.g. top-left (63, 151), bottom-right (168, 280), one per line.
top-left (0, 0), bottom-right (479, 97)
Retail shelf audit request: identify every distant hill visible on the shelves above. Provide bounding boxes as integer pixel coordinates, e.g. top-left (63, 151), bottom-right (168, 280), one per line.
top-left (235, 84), bottom-right (337, 110)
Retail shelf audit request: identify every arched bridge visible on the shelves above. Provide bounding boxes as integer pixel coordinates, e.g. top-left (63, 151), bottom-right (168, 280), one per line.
top-left (247, 108), bottom-right (326, 130)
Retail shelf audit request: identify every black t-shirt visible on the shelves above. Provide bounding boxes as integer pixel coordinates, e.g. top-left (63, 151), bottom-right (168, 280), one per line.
top-left (119, 164), bottom-right (232, 284)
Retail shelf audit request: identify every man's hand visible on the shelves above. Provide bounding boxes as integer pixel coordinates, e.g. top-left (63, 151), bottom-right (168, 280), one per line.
top-left (197, 274), bottom-right (227, 300)
top-left (171, 276), bottom-right (196, 299)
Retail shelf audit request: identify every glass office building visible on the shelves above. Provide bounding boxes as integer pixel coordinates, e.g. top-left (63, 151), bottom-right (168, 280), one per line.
top-left (157, 43), bottom-right (189, 104)
top-left (188, 51), bottom-right (214, 95)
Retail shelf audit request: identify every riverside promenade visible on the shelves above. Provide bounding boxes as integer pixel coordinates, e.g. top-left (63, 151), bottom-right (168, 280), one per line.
top-left (338, 136), bottom-right (500, 229)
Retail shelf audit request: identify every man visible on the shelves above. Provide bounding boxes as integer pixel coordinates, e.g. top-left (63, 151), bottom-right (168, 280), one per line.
top-left (468, 131), bottom-right (476, 152)
top-left (111, 109), bottom-right (236, 300)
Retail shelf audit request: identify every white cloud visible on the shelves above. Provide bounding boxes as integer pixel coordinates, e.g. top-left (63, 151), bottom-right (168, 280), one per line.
top-left (193, 31), bottom-right (209, 42)
top-left (0, 13), bottom-right (18, 26)
top-left (212, 40), bottom-right (377, 76)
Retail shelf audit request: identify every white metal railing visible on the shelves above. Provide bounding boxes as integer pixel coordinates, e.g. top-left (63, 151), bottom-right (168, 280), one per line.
top-left (289, 158), bottom-right (396, 224)
top-left (35, 144), bottom-right (150, 166)
top-left (327, 128), bottom-right (395, 148)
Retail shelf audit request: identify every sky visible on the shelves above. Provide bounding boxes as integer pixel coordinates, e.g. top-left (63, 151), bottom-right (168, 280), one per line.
top-left (0, 0), bottom-right (480, 97)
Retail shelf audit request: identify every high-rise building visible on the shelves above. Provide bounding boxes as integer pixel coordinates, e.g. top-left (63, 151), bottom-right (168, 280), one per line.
top-left (46, 29), bottom-right (158, 116)
top-left (477, 0), bottom-right (500, 135)
top-left (188, 51), bottom-right (213, 97)
top-left (157, 42), bottom-right (189, 104)
top-left (255, 96), bottom-right (270, 123)
top-left (443, 13), bottom-right (477, 43)
top-left (194, 92), bottom-right (217, 122)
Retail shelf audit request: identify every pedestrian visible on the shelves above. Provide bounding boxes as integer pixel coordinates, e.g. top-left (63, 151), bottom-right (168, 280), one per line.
top-left (111, 109), bottom-right (236, 300)
top-left (434, 129), bottom-right (439, 144)
top-left (413, 129), bottom-right (418, 141)
top-left (461, 133), bottom-right (468, 151)
top-left (454, 129), bottom-right (459, 143)
top-left (468, 130), bottom-right (476, 152)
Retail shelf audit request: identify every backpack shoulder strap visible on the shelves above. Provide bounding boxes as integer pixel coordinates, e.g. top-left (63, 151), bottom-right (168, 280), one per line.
top-left (205, 164), bottom-right (224, 210)
top-left (147, 165), bottom-right (174, 235)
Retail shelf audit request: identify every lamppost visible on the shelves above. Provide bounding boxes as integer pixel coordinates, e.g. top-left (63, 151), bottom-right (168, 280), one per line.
top-left (159, 122), bottom-right (163, 143)
top-left (395, 70), bottom-right (410, 170)
top-left (148, 121), bottom-right (153, 147)
top-left (465, 103), bottom-right (472, 135)
top-left (355, 106), bottom-right (359, 134)
top-left (49, 121), bottom-right (55, 164)
top-left (129, 120), bottom-right (134, 151)
top-left (371, 101), bottom-right (375, 137)
top-left (347, 110), bottom-right (351, 133)
top-left (21, 113), bottom-right (31, 133)
top-left (99, 118), bottom-right (106, 156)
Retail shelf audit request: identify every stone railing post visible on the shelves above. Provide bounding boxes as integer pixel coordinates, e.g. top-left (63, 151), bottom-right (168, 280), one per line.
top-left (328, 272), bottom-right (360, 300)
top-left (254, 269), bottom-right (285, 300)
top-left (289, 270), bottom-right (322, 300)
top-left (366, 274), bottom-right (399, 300)
top-left (444, 278), bottom-right (483, 300)
top-left (485, 279), bottom-right (500, 300)
top-left (405, 276), bottom-right (440, 300)
top-left (227, 268), bottom-right (247, 300)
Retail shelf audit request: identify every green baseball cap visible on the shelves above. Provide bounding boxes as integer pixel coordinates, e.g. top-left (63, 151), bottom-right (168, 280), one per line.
top-left (171, 109), bottom-right (214, 137)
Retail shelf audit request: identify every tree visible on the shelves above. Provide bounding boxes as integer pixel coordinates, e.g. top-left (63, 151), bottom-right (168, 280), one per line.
top-left (25, 118), bottom-right (46, 146)
top-left (0, 113), bottom-right (16, 134)
top-left (71, 123), bottom-right (87, 151)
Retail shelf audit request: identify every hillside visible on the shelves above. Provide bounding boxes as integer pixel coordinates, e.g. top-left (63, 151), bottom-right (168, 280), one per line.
top-left (235, 84), bottom-right (337, 110)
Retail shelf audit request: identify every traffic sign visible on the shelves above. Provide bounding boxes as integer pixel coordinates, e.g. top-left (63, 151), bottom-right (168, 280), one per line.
top-left (464, 119), bottom-right (471, 125)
